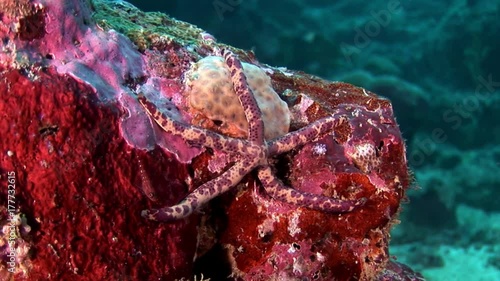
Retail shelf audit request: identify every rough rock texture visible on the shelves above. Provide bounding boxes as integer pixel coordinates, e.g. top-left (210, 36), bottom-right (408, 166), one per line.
top-left (0, 0), bottom-right (421, 280)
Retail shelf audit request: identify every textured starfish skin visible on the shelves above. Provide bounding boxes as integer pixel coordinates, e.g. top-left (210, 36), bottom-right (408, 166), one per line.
top-left (138, 50), bottom-right (366, 222)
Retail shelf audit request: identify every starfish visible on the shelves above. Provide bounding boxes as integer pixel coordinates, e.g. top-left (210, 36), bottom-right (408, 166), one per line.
top-left (138, 50), bottom-right (366, 222)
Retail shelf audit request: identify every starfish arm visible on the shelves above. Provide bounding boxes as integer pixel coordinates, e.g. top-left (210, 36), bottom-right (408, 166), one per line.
top-left (268, 115), bottom-right (347, 155)
top-left (138, 94), bottom-right (247, 152)
top-left (142, 160), bottom-right (255, 221)
top-left (257, 166), bottom-right (366, 213)
top-left (222, 50), bottom-right (265, 145)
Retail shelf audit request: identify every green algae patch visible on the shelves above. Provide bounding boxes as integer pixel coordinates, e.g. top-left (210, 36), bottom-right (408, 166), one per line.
top-left (90, 0), bottom-right (205, 51)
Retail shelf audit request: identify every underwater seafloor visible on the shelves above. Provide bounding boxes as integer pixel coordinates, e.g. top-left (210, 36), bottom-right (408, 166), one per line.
top-left (0, 0), bottom-right (498, 280)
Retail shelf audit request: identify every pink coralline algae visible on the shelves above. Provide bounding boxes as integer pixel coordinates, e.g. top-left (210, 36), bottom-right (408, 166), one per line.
top-left (0, 0), bottom-right (200, 163)
top-left (0, 0), bottom-right (422, 280)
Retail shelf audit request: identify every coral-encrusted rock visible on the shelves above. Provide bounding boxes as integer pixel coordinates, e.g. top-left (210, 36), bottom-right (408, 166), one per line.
top-left (214, 80), bottom-right (410, 280)
top-left (0, 67), bottom-right (196, 280)
top-left (0, 0), bottom-right (420, 280)
top-left (0, 0), bottom-right (200, 280)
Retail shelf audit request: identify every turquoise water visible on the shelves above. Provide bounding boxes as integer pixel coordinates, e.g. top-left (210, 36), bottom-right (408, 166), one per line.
top-left (131, 1), bottom-right (500, 280)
